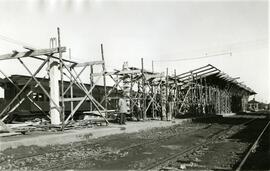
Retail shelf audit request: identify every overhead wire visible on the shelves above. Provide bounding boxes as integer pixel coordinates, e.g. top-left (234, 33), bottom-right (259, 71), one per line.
top-left (156, 38), bottom-right (267, 58)
top-left (0, 33), bottom-right (52, 78)
top-left (154, 51), bottom-right (232, 63)
top-left (153, 38), bottom-right (267, 63)
top-left (0, 33), bottom-right (37, 48)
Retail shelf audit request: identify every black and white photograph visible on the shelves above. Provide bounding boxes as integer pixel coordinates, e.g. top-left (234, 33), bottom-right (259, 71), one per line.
top-left (0, 0), bottom-right (269, 170)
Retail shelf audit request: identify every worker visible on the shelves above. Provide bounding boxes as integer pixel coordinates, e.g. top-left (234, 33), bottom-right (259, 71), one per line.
top-left (167, 91), bottom-right (174, 121)
top-left (156, 89), bottom-right (161, 119)
top-left (133, 101), bottom-right (142, 121)
top-left (161, 83), bottom-right (167, 120)
top-left (118, 92), bottom-right (128, 125)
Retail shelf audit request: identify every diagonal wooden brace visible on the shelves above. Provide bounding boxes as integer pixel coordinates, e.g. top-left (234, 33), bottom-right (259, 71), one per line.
top-left (0, 57), bottom-right (49, 119)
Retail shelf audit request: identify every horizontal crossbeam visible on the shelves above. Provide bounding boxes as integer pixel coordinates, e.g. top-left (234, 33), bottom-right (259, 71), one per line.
top-left (69, 60), bottom-right (104, 68)
top-left (0, 47), bottom-right (66, 60)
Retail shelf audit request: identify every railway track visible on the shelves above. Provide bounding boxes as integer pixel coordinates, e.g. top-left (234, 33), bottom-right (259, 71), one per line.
top-left (1, 117), bottom-right (257, 170)
top-left (45, 118), bottom-right (254, 170)
top-left (0, 121), bottom-right (211, 169)
top-left (44, 123), bottom-right (214, 170)
top-left (0, 116), bottom-right (217, 165)
top-left (143, 118), bottom-right (257, 170)
top-left (235, 120), bottom-right (270, 171)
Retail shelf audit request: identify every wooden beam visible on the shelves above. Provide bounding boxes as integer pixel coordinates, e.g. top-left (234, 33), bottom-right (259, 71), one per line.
top-left (176, 64), bottom-right (212, 77)
top-left (91, 72), bottom-right (111, 77)
top-left (58, 27), bottom-right (65, 130)
top-left (101, 44), bottom-right (108, 118)
top-left (176, 67), bottom-right (217, 80)
top-left (0, 120), bottom-right (13, 133)
top-left (144, 73), bottom-right (164, 80)
top-left (24, 46), bottom-right (77, 64)
top-left (63, 97), bottom-right (86, 102)
top-left (70, 60), bottom-right (104, 68)
top-left (0, 58), bottom-right (50, 119)
top-left (117, 69), bottom-right (142, 75)
top-left (141, 58), bottom-right (146, 120)
top-left (83, 110), bottom-right (115, 114)
top-left (0, 47), bottom-right (66, 60)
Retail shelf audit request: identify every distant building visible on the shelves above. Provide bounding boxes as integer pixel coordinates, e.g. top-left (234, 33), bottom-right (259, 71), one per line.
top-left (248, 98), bottom-right (259, 111)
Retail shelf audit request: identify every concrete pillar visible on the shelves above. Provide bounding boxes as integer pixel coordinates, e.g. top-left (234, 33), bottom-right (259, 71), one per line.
top-left (49, 38), bottom-right (61, 125)
top-left (49, 59), bottom-right (61, 125)
top-left (49, 59), bottom-right (60, 125)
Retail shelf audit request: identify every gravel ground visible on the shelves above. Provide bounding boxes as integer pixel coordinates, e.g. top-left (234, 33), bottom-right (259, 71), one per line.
top-left (0, 117), bottom-right (267, 170)
top-left (162, 119), bottom-right (269, 170)
top-left (241, 123), bottom-right (270, 170)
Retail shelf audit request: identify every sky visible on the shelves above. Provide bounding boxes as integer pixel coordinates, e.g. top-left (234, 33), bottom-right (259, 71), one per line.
top-left (0, 0), bottom-right (269, 103)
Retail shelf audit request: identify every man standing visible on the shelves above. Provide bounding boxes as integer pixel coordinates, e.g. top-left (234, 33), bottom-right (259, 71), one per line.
top-left (118, 93), bottom-right (128, 125)
top-left (167, 91), bottom-right (174, 121)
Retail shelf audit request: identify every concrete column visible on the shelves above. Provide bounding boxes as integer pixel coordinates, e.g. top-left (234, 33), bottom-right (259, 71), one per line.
top-left (49, 38), bottom-right (60, 125)
top-left (49, 59), bottom-right (61, 125)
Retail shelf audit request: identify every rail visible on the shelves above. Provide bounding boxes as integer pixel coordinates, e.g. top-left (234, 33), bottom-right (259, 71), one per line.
top-left (0, 118), bottom-right (257, 170)
top-left (143, 118), bottom-right (257, 170)
top-left (235, 120), bottom-right (270, 171)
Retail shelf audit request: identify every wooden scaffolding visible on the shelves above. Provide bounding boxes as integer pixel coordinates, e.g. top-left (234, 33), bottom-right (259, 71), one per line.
top-left (0, 28), bottom-right (257, 133)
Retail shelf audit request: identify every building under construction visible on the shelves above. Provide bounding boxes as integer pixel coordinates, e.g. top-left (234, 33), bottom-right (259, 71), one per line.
top-left (0, 29), bottom-right (256, 133)
top-left (1, 29), bottom-right (269, 171)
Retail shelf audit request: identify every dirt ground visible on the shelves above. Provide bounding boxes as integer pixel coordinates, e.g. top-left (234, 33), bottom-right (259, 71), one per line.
top-left (240, 124), bottom-right (270, 170)
top-left (0, 117), bottom-right (269, 170)
top-left (165, 118), bottom-right (269, 170)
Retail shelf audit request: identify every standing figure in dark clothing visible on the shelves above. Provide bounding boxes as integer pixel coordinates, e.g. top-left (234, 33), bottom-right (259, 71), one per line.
top-left (167, 91), bottom-right (174, 121)
top-left (133, 101), bottom-right (142, 121)
top-left (118, 93), bottom-right (128, 125)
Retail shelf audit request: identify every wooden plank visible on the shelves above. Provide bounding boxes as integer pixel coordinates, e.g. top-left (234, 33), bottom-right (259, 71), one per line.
top-left (101, 44), bottom-right (107, 117)
top-left (0, 47), bottom-right (66, 60)
top-left (176, 64), bottom-right (212, 77)
top-left (117, 69), bottom-right (141, 75)
top-left (70, 60), bottom-right (104, 68)
top-left (0, 132), bottom-right (21, 137)
top-left (181, 70), bottom-right (220, 82)
top-left (141, 58), bottom-right (147, 120)
top-left (144, 73), bottom-right (164, 80)
top-left (25, 47), bottom-right (77, 64)
top-left (0, 120), bottom-right (13, 133)
top-left (176, 67), bottom-right (217, 80)
top-left (83, 110), bottom-right (115, 114)
top-left (63, 97), bottom-right (86, 102)
top-left (90, 71), bottom-right (114, 77)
